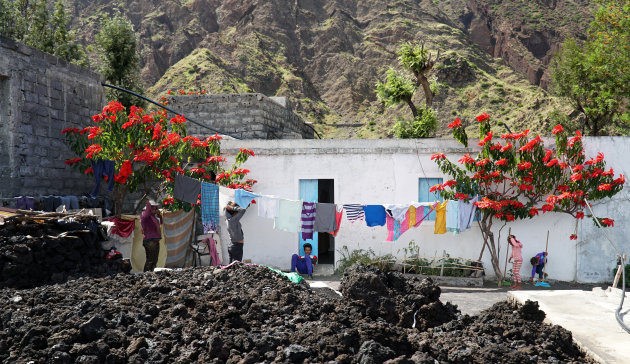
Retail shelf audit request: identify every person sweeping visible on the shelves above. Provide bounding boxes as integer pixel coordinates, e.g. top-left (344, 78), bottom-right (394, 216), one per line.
top-left (507, 234), bottom-right (523, 290)
top-left (530, 252), bottom-right (548, 283)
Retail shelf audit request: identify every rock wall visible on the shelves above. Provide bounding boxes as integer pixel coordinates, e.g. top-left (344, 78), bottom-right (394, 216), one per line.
top-left (0, 36), bottom-right (105, 200)
top-left (166, 93), bottom-right (315, 139)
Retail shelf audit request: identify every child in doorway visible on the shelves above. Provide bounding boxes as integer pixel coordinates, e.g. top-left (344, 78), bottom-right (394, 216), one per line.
top-left (225, 201), bottom-right (248, 263)
top-left (530, 252), bottom-right (548, 283)
top-left (291, 242), bottom-right (318, 279)
top-left (507, 234), bottom-right (523, 290)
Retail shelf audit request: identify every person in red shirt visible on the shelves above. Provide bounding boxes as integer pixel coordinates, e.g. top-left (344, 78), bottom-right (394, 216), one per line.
top-left (140, 200), bottom-right (163, 272)
top-left (507, 234), bottom-right (523, 290)
top-left (291, 243), bottom-right (318, 279)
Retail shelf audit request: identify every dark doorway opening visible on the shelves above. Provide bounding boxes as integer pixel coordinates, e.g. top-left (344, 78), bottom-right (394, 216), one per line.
top-left (318, 179), bottom-right (334, 264)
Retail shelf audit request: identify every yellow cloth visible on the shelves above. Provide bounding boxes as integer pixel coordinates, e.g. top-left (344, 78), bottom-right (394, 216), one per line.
top-left (408, 206), bottom-right (416, 229)
top-left (122, 214), bottom-right (167, 272)
top-left (433, 201), bottom-right (447, 234)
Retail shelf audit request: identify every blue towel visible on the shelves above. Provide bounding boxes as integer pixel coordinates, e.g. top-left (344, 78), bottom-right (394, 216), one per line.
top-left (234, 189), bottom-right (259, 208)
top-left (446, 200), bottom-right (460, 234)
top-left (363, 205), bottom-right (386, 227)
top-left (201, 182), bottom-right (220, 233)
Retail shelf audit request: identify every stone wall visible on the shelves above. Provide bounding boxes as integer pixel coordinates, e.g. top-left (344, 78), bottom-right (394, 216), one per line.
top-left (0, 36), bottom-right (105, 200)
top-left (166, 93), bottom-right (315, 139)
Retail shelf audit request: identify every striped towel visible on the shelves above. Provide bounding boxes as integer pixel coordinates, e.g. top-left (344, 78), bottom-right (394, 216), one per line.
top-left (163, 209), bottom-right (195, 268)
top-left (301, 202), bottom-right (316, 240)
top-left (201, 182), bottom-right (220, 233)
top-left (343, 204), bottom-right (365, 222)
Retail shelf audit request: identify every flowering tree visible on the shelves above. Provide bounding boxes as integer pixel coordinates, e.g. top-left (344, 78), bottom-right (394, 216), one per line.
top-left (431, 113), bottom-right (624, 281)
top-left (63, 101), bottom-right (256, 215)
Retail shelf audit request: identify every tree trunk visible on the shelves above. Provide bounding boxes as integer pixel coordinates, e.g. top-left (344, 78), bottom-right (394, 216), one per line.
top-left (478, 215), bottom-right (505, 283)
top-left (419, 75), bottom-right (433, 107)
top-left (113, 185), bottom-right (128, 216)
top-left (404, 97), bottom-right (418, 118)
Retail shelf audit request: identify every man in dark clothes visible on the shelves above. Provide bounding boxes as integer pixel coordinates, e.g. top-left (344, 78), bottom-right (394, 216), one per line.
top-left (225, 201), bottom-right (248, 262)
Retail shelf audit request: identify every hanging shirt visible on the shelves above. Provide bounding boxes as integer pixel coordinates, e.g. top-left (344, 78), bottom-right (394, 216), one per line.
top-left (446, 200), bottom-right (460, 234)
top-left (459, 196), bottom-right (478, 231)
top-left (386, 213), bottom-right (411, 242)
top-left (363, 205), bottom-right (386, 227)
top-left (330, 205), bottom-right (343, 237)
top-left (415, 205), bottom-right (432, 228)
top-left (314, 203), bottom-right (337, 232)
top-left (433, 201), bottom-right (447, 234)
top-left (257, 195), bottom-right (280, 219)
top-left (201, 182), bottom-right (220, 233)
top-left (384, 204), bottom-right (410, 222)
top-left (408, 206), bottom-right (417, 229)
top-left (343, 204), bottom-right (365, 222)
top-left (301, 202), bottom-right (317, 240)
top-left (174, 174), bottom-right (201, 204)
top-left (274, 199), bottom-right (303, 232)
top-left (234, 189), bottom-right (259, 208)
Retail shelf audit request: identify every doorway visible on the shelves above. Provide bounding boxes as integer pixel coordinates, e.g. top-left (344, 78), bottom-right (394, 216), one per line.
top-left (298, 179), bottom-right (335, 265)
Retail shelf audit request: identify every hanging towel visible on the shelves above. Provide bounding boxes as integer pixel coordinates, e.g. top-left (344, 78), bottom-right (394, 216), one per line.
top-left (174, 174), bottom-right (201, 204)
top-left (343, 204), bottom-right (365, 222)
top-left (257, 195), bottom-right (280, 219)
top-left (399, 212), bottom-right (410, 237)
top-left (433, 201), bottom-right (447, 234)
top-left (234, 189), bottom-right (259, 208)
top-left (107, 217), bottom-right (136, 238)
top-left (301, 202), bottom-right (317, 240)
top-left (459, 196), bottom-right (479, 231)
top-left (363, 205), bottom-right (386, 227)
top-left (274, 199), bottom-right (303, 232)
top-left (386, 215), bottom-right (395, 241)
top-left (330, 205), bottom-right (344, 237)
top-left (408, 206), bottom-right (417, 229)
top-left (205, 237), bottom-right (221, 267)
top-left (384, 204), bottom-right (410, 222)
top-left (201, 182), bottom-right (220, 233)
top-left (314, 203), bottom-right (336, 232)
top-left (90, 160), bottom-right (115, 197)
top-left (386, 213), bottom-right (410, 242)
top-left (446, 200), bottom-right (460, 234)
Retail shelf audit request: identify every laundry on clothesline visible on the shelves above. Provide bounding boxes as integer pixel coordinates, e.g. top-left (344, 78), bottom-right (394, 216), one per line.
top-left (174, 174), bottom-right (201, 205)
top-left (235, 189), bottom-right (259, 208)
top-left (257, 195), bottom-right (280, 219)
top-left (343, 204), bottom-right (365, 222)
top-left (274, 199), bottom-right (303, 232)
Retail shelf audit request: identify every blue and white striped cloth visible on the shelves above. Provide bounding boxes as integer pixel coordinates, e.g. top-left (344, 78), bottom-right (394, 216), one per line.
top-left (343, 204), bottom-right (365, 222)
top-left (201, 182), bottom-right (219, 233)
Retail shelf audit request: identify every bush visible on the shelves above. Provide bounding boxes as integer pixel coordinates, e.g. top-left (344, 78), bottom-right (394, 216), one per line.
top-left (335, 246), bottom-right (395, 274)
top-left (611, 264), bottom-right (630, 287)
top-left (393, 108), bottom-right (438, 138)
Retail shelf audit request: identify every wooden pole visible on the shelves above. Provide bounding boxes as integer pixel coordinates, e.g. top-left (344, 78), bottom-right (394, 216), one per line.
top-left (502, 228), bottom-right (512, 284)
top-left (440, 250), bottom-right (446, 276)
top-left (613, 254), bottom-right (626, 289)
top-left (540, 231), bottom-right (550, 282)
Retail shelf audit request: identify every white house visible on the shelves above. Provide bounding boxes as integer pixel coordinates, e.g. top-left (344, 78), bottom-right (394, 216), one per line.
top-left (217, 137), bottom-right (630, 283)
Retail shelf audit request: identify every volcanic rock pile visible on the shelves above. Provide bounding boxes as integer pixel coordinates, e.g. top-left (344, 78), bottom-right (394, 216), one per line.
top-left (0, 213), bottom-right (130, 288)
top-left (0, 263), bottom-right (594, 363)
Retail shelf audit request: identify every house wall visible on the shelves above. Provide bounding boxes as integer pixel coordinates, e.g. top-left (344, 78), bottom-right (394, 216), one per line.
top-left (218, 138), bottom-right (630, 283)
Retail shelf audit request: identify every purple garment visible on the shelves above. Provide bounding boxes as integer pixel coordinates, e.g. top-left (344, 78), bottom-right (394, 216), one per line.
top-left (205, 237), bottom-right (221, 267)
top-left (291, 254), bottom-right (314, 275)
top-left (301, 202), bottom-right (316, 240)
top-left (140, 202), bottom-right (162, 240)
top-left (531, 252), bottom-right (547, 278)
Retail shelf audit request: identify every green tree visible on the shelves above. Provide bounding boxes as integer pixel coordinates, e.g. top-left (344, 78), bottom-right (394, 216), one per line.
top-left (25, 0), bottom-right (53, 53)
top-left (551, 0), bottom-right (630, 135)
top-left (95, 13), bottom-right (145, 109)
top-left (51, 0), bottom-right (85, 65)
top-left (376, 42), bottom-right (440, 138)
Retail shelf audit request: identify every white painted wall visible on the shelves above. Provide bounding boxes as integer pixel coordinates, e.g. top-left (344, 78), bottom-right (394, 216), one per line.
top-left (217, 138), bottom-right (630, 283)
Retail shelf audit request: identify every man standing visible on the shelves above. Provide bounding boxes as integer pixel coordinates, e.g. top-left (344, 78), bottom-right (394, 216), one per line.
top-left (140, 200), bottom-right (162, 272)
top-left (291, 243), bottom-right (318, 279)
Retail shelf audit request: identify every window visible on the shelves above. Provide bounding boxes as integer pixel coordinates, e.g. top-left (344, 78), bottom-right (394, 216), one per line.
top-left (418, 178), bottom-right (443, 221)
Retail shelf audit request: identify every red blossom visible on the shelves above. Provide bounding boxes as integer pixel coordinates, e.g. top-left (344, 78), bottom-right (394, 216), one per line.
top-left (541, 204), bottom-right (554, 213)
top-left (87, 126), bottom-right (102, 139)
top-left (545, 159), bottom-right (559, 167)
top-left (84, 167), bottom-right (93, 174)
top-left (91, 114), bottom-right (104, 123)
top-left (576, 212), bottom-right (584, 219)
top-left (64, 157), bottom-right (82, 165)
top-left (476, 158), bottom-right (491, 167)
top-left (431, 153), bottom-right (446, 161)
top-left (429, 184), bottom-right (444, 193)
top-left (448, 118), bottom-right (462, 128)
top-left (62, 127), bottom-right (80, 134)
top-left (614, 174), bottom-right (626, 185)
top-left (601, 218), bottom-right (614, 227)
top-left (475, 112), bottom-right (490, 122)
top-left (542, 149), bottom-right (553, 163)
top-left (602, 168), bottom-right (614, 177)
top-left (568, 131), bottom-right (582, 147)
top-left (517, 161), bottom-right (532, 170)
top-left (529, 208), bottom-right (539, 216)
top-left (478, 131), bottom-right (493, 146)
top-left (495, 158), bottom-right (507, 166)
top-left (216, 172), bottom-right (231, 181)
top-left (114, 160), bottom-right (133, 184)
top-left (85, 144), bottom-right (102, 159)
top-left (163, 196), bottom-right (174, 206)
top-left (239, 148), bottom-right (255, 157)
top-left (102, 101), bottom-right (124, 115)
top-left (551, 125), bottom-right (564, 134)
top-left (232, 168), bottom-right (251, 175)
top-left (519, 184), bottom-right (533, 191)
top-left (570, 173), bottom-right (582, 182)
top-left (190, 167), bottom-right (206, 174)
top-left (170, 115), bottom-right (186, 124)
top-left (570, 234), bottom-right (578, 240)
top-left (206, 156), bottom-right (226, 163)
top-left (454, 192), bottom-right (469, 200)
top-left (500, 142), bottom-right (512, 152)
top-left (458, 154), bottom-right (475, 164)
top-left (597, 183), bottom-right (613, 191)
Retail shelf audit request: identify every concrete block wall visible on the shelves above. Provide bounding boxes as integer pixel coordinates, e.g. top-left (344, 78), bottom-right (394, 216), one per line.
top-left (0, 36), bottom-right (105, 200)
top-left (166, 93), bottom-right (315, 139)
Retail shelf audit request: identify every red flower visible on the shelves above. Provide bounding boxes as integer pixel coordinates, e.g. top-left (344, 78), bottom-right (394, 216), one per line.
top-left (87, 126), bottom-right (102, 139)
top-left (518, 136), bottom-right (542, 152)
top-left (597, 183), bottom-right (613, 191)
top-left (85, 145), bottom-right (102, 159)
top-left (114, 160), bottom-right (133, 184)
top-left (206, 156), bottom-right (227, 163)
top-left (529, 208), bottom-right (539, 216)
top-left (576, 212), bottom-right (584, 219)
top-left (602, 168), bottom-right (614, 177)
top-left (568, 131), bottom-right (582, 147)
top-left (542, 149), bottom-right (553, 163)
top-left (570, 234), bottom-right (578, 240)
top-left (232, 168), bottom-right (251, 175)
top-left (153, 124), bottom-right (163, 140)
top-left (170, 115), bottom-right (186, 124)
top-left (614, 174), bottom-right (626, 185)
top-left (541, 204), bottom-right (554, 213)
top-left (431, 153), bottom-right (446, 161)
top-left (64, 157), bottom-right (82, 165)
top-left (475, 112), bottom-right (490, 122)
top-left (551, 125), bottom-right (564, 134)
top-left (500, 142), bottom-right (512, 152)
top-left (454, 192), bottom-right (469, 200)
top-left (570, 173), bottom-right (582, 182)
top-left (429, 184), bottom-right (444, 193)
top-left (102, 101), bottom-right (124, 116)
top-left (517, 161), bottom-right (532, 170)
top-left (476, 158), bottom-right (490, 167)
top-left (519, 184), bottom-right (533, 191)
top-left (216, 172), bottom-right (231, 181)
top-left (448, 118), bottom-right (462, 128)
top-left (61, 127), bottom-right (80, 134)
top-left (458, 154), bottom-right (475, 164)
top-left (190, 167), bottom-right (206, 174)
top-left (208, 133), bottom-right (223, 142)
top-left (91, 114), bottom-right (104, 123)
top-left (478, 131), bottom-right (493, 146)
top-left (122, 120), bottom-right (137, 129)
top-left (505, 214), bottom-right (515, 222)
top-left (601, 218), bottom-right (614, 227)
top-left (545, 159), bottom-right (559, 167)
top-left (84, 167), bottom-right (93, 174)
top-left (239, 148), bottom-right (255, 157)
top-left (163, 196), bottom-right (174, 206)
top-left (495, 158), bottom-right (507, 166)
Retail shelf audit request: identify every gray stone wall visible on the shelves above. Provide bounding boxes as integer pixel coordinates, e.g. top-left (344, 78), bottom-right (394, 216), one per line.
top-left (166, 93), bottom-right (315, 139)
top-left (0, 36), bottom-right (105, 200)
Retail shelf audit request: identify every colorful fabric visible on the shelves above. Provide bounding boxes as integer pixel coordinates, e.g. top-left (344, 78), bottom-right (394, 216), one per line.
top-left (201, 182), bottom-right (220, 233)
top-left (343, 204), bottom-right (365, 222)
top-left (330, 205), bottom-right (343, 237)
top-left (162, 209), bottom-right (195, 268)
top-left (257, 195), bottom-right (280, 219)
top-left (510, 238), bottom-right (523, 260)
top-left (275, 199), bottom-right (303, 232)
top-left (386, 213), bottom-right (410, 242)
top-left (107, 216), bottom-right (136, 238)
top-left (301, 202), bottom-right (317, 240)
top-left (384, 204), bottom-right (409, 222)
top-left (205, 237), bottom-right (221, 267)
top-left (446, 200), bottom-right (460, 234)
top-left (363, 205), bottom-right (386, 227)
top-left (399, 212), bottom-right (410, 237)
top-left (386, 215), bottom-right (395, 241)
top-left (234, 189), bottom-right (259, 208)
top-left (408, 206), bottom-right (416, 229)
top-left (512, 259), bottom-right (523, 284)
top-left (433, 201), bottom-right (447, 234)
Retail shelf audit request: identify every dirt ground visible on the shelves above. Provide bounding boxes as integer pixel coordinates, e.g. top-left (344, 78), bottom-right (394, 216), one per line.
top-left (0, 263), bottom-right (596, 363)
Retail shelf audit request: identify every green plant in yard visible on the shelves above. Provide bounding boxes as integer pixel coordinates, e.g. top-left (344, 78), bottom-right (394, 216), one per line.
top-left (335, 246), bottom-right (395, 274)
top-left (392, 109), bottom-right (438, 138)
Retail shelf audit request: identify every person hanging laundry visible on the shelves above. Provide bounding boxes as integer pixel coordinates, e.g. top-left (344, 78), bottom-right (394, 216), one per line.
top-left (363, 205), bottom-right (386, 227)
top-left (314, 203), bottom-right (337, 232)
top-left (234, 189), bottom-right (259, 208)
top-left (530, 252), bottom-right (548, 283)
top-left (291, 242), bottom-right (318, 279)
top-left (274, 199), bottom-right (303, 232)
top-left (174, 174), bottom-right (202, 204)
top-left (446, 200), bottom-right (460, 234)
top-left (329, 205), bottom-right (344, 237)
top-left (257, 195), bottom-right (280, 219)
top-left (508, 234), bottom-right (523, 290)
top-left (201, 182), bottom-right (220, 233)
top-left (343, 204), bottom-right (365, 222)
top-left (433, 201), bottom-right (447, 234)
top-left (225, 201), bottom-right (248, 263)
top-left (301, 202), bottom-right (317, 240)
top-left (140, 200), bottom-right (163, 272)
